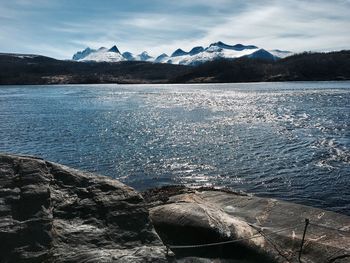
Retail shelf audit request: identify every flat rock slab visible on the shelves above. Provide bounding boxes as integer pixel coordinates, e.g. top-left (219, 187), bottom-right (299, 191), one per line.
top-left (0, 153), bottom-right (169, 263)
top-left (146, 187), bottom-right (350, 263)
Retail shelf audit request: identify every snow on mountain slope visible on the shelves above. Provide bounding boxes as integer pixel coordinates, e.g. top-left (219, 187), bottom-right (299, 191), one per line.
top-left (75, 45), bottom-right (125, 62)
top-left (154, 53), bottom-right (169, 63)
top-left (189, 46), bottom-right (204, 55)
top-left (269, 49), bottom-right (294, 59)
top-left (72, 42), bottom-right (293, 65)
top-left (81, 51), bottom-right (125, 62)
top-left (122, 52), bottom-right (135, 61)
top-left (72, 47), bottom-right (95, 60)
top-left (3, 54), bottom-right (40, 59)
top-left (167, 43), bottom-right (262, 65)
top-left (171, 49), bottom-right (188, 57)
top-left (209, 41), bottom-right (258, 51)
top-left (135, 51), bottom-right (153, 61)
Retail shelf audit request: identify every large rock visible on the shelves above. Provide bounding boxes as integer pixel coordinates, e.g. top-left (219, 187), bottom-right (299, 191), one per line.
top-left (145, 186), bottom-right (350, 263)
top-left (2, 153), bottom-right (349, 263)
top-left (0, 153), bottom-right (169, 263)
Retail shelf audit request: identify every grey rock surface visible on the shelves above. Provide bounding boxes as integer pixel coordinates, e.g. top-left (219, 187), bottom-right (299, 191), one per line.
top-left (145, 186), bottom-right (350, 263)
top-left (0, 153), bottom-right (169, 263)
top-left (1, 153), bottom-right (349, 263)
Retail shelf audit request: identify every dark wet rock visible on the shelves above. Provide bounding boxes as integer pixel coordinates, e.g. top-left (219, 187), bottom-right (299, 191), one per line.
top-left (0, 153), bottom-right (169, 263)
top-left (145, 187), bottom-right (350, 263)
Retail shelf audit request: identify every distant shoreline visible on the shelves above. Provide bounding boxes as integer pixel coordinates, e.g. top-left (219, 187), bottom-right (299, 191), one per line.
top-left (1, 50), bottom-right (349, 85)
top-left (1, 79), bottom-right (350, 87)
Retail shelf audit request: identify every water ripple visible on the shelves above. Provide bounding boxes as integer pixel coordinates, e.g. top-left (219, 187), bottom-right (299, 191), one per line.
top-left (0, 82), bottom-right (349, 215)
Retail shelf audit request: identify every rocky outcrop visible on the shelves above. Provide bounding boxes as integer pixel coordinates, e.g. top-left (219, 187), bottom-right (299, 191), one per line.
top-left (144, 186), bottom-right (350, 263)
top-left (1, 153), bottom-right (349, 263)
top-left (0, 153), bottom-right (169, 263)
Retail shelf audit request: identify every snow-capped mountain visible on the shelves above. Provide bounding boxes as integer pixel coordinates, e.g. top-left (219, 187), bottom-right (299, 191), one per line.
top-left (73, 45), bottom-right (125, 62)
top-left (72, 47), bottom-right (95, 60)
top-left (72, 41), bottom-right (293, 65)
top-left (136, 51), bottom-right (154, 61)
top-left (154, 53), bottom-right (169, 63)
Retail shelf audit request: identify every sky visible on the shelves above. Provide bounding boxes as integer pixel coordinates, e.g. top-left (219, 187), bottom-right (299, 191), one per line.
top-left (1, 0), bottom-right (350, 59)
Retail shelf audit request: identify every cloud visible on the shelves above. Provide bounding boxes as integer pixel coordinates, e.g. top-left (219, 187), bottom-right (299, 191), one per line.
top-left (0, 0), bottom-right (349, 59)
top-left (183, 0), bottom-right (350, 52)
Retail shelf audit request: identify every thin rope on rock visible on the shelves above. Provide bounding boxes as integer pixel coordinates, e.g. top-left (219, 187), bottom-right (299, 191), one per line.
top-left (164, 218), bottom-right (350, 261)
top-left (309, 222), bottom-right (350, 233)
top-left (167, 222), bottom-right (305, 249)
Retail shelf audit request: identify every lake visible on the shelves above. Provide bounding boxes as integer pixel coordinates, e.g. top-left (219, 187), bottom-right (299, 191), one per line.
top-left (0, 82), bottom-right (349, 215)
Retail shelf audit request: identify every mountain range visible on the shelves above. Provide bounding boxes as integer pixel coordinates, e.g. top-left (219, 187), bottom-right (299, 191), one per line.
top-left (72, 41), bottom-right (293, 65)
top-left (2, 49), bottom-right (349, 85)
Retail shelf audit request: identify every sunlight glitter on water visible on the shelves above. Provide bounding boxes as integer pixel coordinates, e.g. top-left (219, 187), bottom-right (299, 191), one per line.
top-left (0, 82), bottom-right (349, 214)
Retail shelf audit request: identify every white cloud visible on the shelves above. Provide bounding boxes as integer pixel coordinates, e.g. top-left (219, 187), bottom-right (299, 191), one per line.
top-left (0, 0), bottom-right (349, 58)
top-left (182, 0), bottom-right (350, 52)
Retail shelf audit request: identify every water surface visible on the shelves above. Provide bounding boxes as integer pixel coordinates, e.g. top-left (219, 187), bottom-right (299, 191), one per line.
top-left (0, 82), bottom-right (349, 214)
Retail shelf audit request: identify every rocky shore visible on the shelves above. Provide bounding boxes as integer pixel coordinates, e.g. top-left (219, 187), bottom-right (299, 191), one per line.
top-left (0, 153), bottom-right (168, 263)
top-left (144, 186), bottom-right (350, 263)
top-left (1, 153), bottom-right (349, 262)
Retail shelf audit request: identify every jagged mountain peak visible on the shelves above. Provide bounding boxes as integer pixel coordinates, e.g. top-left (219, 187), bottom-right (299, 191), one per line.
top-left (158, 53), bottom-right (168, 57)
top-left (155, 53), bottom-right (168, 59)
top-left (72, 47), bottom-right (95, 60)
top-left (122, 52), bottom-right (135, 60)
top-left (247, 49), bottom-right (277, 61)
top-left (83, 47), bottom-right (94, 52)
top-left (189, 46), bottom-right (204, 56)
top-left (171, 48), bottom-right (188, 57)
top-left (209, 41), bottom-right (258, 51)
top-left (155, 53), bottom-right (169, 63)
top-left (138, 51), bottom-right (153, 61)
top-left (108, 45), bottom-right (120, 53)
top-left (72, 45), bottom-right (125, 62)
top-left (72, 41), bottom-right (292, 64)
top-left (210, 41), bottom-right (225, 46)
